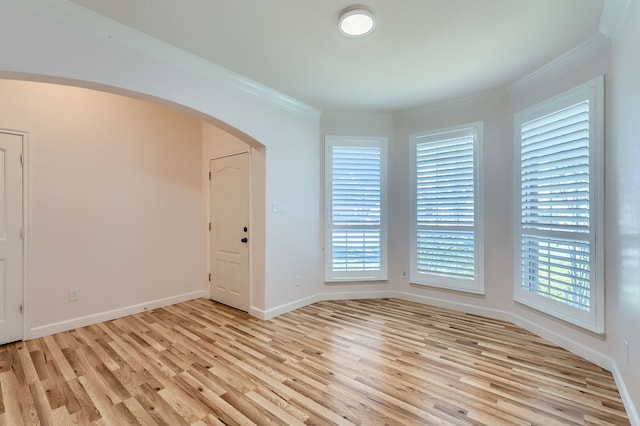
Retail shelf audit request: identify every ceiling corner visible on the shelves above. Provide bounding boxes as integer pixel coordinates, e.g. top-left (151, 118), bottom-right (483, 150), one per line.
top-left (507, 34), bottom-right (611, 99)
top-left (599, 0), bottom-right (632, 39)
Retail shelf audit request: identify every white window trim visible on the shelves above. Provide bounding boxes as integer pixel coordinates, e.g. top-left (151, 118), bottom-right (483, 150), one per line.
top-left (409, 122), bottom-right (485, 294)
top-left (325, 135), bottom-right (388, 282)
top-left (513, 76), bottom-right (605, 334)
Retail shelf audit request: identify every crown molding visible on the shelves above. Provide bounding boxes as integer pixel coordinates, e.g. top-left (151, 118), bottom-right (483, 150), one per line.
top-left (393, 88), bottom-right (507, 124)
top-left (599, 0), bottom-right (632, 40)
top-left (12, 0), bottom-right (320, 119)
top-left (506, 34), bottom-right (611, 98)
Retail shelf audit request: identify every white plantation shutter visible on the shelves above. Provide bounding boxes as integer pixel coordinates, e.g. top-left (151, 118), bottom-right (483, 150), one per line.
top-left (515, 77), bottom-right (604, 333)
top-left (520, 101), bottom-right (591, 310)
top-left (325, 137), bottom-right (387, 281)
top-left (410, 124), bottom-right (484, 292)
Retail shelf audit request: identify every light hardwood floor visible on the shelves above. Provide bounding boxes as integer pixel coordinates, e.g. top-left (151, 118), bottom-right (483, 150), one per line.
top-left (0, 298), bottom-right (630, 425)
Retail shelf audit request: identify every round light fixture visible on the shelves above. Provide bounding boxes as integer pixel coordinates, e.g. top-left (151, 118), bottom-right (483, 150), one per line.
top-left (339, 7), bottom-right (375, 37)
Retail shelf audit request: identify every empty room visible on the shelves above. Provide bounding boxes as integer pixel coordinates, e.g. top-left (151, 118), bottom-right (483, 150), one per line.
top-left (0, 0), bottom-right (638, 424)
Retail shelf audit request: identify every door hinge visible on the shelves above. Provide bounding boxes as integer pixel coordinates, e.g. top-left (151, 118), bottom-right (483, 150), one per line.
top-left (19, 304), bottom-right (23, 314)
top-left (208, 222), bottom-right (211, 231)
top-left (208, 171), bottom-right (211, 180)
top-left (208, 273), bottom-right (211, 282)
top-left (19, 154), bottom-right (24, 165)
top-left (20, 228), bottom-right (24, 239)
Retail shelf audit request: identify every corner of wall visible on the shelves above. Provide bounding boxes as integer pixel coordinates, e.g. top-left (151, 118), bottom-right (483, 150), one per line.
top-left (611, 362), bottom-right (640, 426)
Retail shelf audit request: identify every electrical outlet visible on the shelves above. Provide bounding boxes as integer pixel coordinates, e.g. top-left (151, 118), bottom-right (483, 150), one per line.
top-left (295, 275), bottom-right (302, 287)
top-left (69, 288), bottom-right (79, 302)
top-left (401, 270), bottom-right (408, 279)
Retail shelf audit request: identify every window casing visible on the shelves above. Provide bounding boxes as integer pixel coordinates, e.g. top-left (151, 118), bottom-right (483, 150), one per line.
top-left (325, 136), bottom-right (388, 282)
top-left (514, 76), bottom-right (604, 333)
top-left (410, 123), bottom-right (484, 293)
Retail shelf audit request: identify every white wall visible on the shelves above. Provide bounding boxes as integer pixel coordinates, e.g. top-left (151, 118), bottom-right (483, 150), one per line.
top-left (609, 0), bottom-right (640, 419)
top-left (0, 80), bottom-right (205, 335)
top-left (263, 114), bottom-right (323, 314)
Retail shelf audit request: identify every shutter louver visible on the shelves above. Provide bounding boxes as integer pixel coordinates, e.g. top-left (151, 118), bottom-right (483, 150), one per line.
top-left (519, 100), bottom-right (591, 311)
top-left (327, 142), bottom-right (385, 278)
top-left (521, 236), bottom-right (591, 311)
top-left (415, 131), bottom-right (477, 282)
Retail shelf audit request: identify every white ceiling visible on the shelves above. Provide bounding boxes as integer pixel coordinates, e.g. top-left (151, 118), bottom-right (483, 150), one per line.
top-left (69, 0), bottom-right (606, 113)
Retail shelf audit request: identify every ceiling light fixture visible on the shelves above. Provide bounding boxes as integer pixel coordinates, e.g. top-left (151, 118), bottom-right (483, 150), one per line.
top-left (339, 7), bottom-right (375, 37)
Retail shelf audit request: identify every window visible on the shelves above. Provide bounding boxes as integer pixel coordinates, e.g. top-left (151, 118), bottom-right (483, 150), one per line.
top-left (514, 77), bottom-right (604, 333)
top-left (325, 136), bottom-right (387, 282)
top-left (410, 123), bottom-right (484, 293)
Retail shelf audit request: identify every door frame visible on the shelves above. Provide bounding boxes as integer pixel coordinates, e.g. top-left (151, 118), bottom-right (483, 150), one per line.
top-left (207, 150), bottom-right (252, 310)
top-left (0, 128), bottom-right (28, 341)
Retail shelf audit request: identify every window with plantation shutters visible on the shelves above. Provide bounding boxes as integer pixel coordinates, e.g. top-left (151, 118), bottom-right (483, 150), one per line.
top-left (410, 123), bottom-right (484, 293)
top-left (325, 136), bottom-right (387, 282)
top-left (514, 77), bottom-right (604, 333)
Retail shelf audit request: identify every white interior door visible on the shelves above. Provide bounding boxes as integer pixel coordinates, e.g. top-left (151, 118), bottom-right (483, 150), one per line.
top-left (0, 131), bottom-right (24, 344)
top-left (209, 153), bottom-right (249, 311)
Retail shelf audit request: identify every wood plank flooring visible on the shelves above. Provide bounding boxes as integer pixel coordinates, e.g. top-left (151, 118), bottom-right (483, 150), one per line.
top-left (0, 298), bottom-right (630, 425)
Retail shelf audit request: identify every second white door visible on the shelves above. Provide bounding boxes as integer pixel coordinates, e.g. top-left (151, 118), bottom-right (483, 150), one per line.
top-left (0, 131), bottom-right (24, 344)
top-left (209, 153), bottom-right (250, 311)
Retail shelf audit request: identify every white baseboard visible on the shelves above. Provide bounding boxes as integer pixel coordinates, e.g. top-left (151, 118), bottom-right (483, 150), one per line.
top-left (248, 306), bottom-right (267, 320)
top-left (261, 290), bottom-right (512, 325)
top-left (508, 314), bottom-right (612, 369)
top-left (28, 290), bottom-right (207, 339)
top-left (259, 290), bottom-right (397, 320)
top-left (392, 291), bottom-right (514, 323)
top-left (612, 362), bottom-right (640, 426)
top-left (251, 294), bottom-right (321, 320)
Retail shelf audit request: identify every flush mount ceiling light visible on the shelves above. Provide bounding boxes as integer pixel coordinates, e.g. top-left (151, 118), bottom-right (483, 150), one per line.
top-left (339, 7), bottom-right (375, 37)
